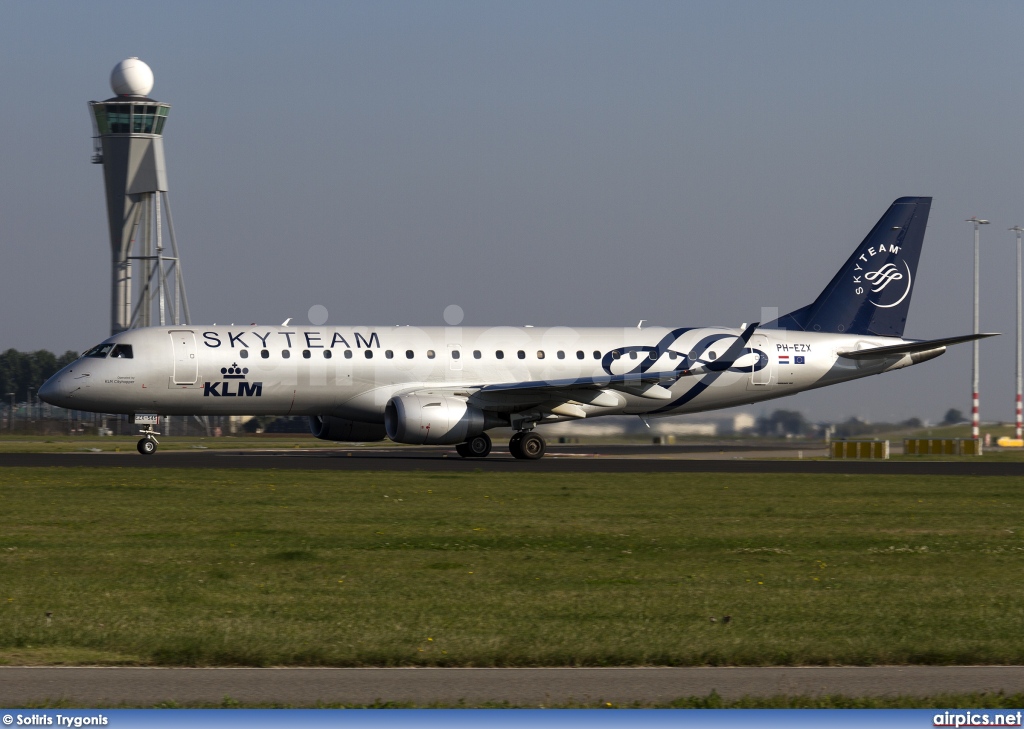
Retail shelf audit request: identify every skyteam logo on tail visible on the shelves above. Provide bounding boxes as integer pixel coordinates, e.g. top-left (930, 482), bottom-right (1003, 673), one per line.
top-left (852, 241), bottom-right (913, 309)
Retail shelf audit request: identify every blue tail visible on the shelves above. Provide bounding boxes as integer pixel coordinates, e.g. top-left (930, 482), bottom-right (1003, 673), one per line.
top-left (765, 197), bottom-right (931, 338)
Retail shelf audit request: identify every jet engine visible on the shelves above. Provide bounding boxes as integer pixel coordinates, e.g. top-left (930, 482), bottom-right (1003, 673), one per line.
top-left (385, 393), bottom-right (503, 445)
top-left (309, 415), bottom-right (388, 442)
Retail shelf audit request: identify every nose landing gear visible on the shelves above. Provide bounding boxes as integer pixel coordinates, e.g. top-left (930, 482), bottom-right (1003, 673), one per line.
top-left (137, 425), bottom-right (160, 455)
top-left (509, 431), bottom-right (546, 460)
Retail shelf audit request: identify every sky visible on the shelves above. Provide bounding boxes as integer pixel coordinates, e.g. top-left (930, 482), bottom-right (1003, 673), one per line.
top-left (2, 0), bottom-right (1023, 424)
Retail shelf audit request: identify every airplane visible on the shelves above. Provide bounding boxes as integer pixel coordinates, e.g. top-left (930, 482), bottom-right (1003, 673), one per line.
top-left (40, 196), bottom-right (995, 459)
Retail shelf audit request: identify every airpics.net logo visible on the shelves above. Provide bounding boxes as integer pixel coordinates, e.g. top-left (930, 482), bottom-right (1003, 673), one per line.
top-left (933, 711), bottom-right (1023, 727)
top-left (851, 240), bottom-right (912, 309)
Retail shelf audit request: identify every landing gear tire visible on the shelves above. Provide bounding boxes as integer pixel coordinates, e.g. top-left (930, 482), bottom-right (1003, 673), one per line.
top-left (137, 438), bottom-right (157, 455)
top-left (519, 432), bottom-right (545, 460)
top-left (456, 433), bottom-right (492, 458)
top-left (511, 432), bottom-right (545, 460)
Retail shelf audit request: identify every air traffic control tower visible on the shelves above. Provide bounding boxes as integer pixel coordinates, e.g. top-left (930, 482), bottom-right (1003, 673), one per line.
top-left (89, 58), bottom-right (190, 335)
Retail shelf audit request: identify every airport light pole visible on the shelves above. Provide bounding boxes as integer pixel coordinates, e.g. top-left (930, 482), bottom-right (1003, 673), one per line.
top-left (966, 217), bottom-right (989, 441)
top-left (1013, 226), bottom-right (1024, 440)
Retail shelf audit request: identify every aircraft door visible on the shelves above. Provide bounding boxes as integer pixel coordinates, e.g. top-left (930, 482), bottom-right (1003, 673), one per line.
top-left (746, 335), bottom-right (773, 390)
top-left (169, 330), bottom-right (199, 385)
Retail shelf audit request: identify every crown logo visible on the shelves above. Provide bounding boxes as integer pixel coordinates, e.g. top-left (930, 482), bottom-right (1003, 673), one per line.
top-left (221, 363), bottom-right (248, 380)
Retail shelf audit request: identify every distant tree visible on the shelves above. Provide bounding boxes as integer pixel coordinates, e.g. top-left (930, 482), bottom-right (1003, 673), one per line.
top-left (941, 408), bottom-right (965, 426)
top-left (755, 409), bottom-right (811, 437)
top-left (899, 417), bottom-right (923, 429)
top-left (0, 349), bottom-right (79, 402)
top-left (833, 417), bottom-right (873, 438)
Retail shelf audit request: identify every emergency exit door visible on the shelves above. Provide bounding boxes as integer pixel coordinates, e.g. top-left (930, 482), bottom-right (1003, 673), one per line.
top-left (746, 335), bottom-right (773, 390)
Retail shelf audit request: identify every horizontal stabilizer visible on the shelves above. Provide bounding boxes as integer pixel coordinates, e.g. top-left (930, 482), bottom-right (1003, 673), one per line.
top-left (837, 333), bottom-right (999, 359)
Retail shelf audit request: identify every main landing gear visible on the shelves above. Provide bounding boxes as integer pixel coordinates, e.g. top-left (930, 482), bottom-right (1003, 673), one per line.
top-left (508, 431), bottom-right (546, 460)
top-left (456, 432), bottom-right (492, 458)
top-left (454, 431), bottom-right (547, 460)
top-left (137, 425), bottom-right (160, 455)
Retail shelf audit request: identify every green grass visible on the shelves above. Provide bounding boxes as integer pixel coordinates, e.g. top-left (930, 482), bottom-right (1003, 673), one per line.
top-left (0, 468), bottom-right (1022, 666)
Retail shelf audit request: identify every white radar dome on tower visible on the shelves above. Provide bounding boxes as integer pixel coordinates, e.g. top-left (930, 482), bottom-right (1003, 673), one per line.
top-left (110, 58), bottom-right (154, 97)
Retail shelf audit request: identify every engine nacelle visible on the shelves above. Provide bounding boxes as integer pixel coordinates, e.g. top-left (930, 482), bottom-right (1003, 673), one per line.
top-left (309, 415), bottom-right (388, 442)
top-left (385, 393), bottom-right (501, 445)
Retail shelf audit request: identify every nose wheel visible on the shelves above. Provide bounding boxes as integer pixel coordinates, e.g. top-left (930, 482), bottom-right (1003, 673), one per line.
top-left (456, 433), bottom-right (492, 458)
top-left (137, 425), bottom-right (160, 455)
top-left (509, 432), bottom-right (545, 460)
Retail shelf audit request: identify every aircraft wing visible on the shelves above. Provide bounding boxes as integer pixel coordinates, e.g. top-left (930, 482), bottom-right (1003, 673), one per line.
top-left (836, 332), bottom-right (998, 359)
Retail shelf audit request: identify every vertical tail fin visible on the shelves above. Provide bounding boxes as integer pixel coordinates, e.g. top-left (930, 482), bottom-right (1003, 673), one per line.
top-left (765, 197), bottom-right (931, 337)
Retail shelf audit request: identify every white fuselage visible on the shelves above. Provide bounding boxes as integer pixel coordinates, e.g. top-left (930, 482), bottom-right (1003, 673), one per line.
top-left (41, 323), bottom-right (931, 424)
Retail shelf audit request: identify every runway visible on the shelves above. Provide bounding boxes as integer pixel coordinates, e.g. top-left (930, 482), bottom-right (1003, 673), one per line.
top-left (1, 444), bottom-right (1022, 475)
top-left (1, 666), bottom-right (1022, 705)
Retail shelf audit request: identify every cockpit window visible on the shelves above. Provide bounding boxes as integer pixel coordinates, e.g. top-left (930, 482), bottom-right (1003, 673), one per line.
top-left (110, 344), bottom-right (134, 359)
top-left (83, 343), bottom-right (114, 358)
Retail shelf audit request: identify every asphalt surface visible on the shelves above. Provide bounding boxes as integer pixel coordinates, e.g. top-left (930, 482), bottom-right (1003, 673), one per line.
top-left (1, 666), bottom-right (1022, 705)
top-left (1, 445), bottom-right (1021, 475)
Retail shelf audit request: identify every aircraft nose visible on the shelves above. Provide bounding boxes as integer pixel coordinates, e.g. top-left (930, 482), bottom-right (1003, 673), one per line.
top-left (38, 373), bottom-right (67, 407)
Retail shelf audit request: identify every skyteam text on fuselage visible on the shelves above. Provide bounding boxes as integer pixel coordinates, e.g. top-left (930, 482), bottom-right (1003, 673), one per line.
top-left (40, 197), bottom-right (996, 459)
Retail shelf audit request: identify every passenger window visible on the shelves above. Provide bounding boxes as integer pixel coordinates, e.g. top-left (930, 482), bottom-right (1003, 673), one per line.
top-left (344, 350), bottom-right (352, 359)
top-left (365, 350), bottom-right (373, 359)
top-left (406, 350), bottom-right (414, 359)
top-left (612, 351), bottom-right (620, 360)
top-left (473, 350), bottom-right (481, 359)
top-left (324, 350), bottom-right (333, 359)
top-left (537, 351), bottom-right (545, 359)
top-left (496, 350), bottom-right (504, 359)
top-left (110, 344), bottom-right (133, 359)
top-left (427, 350), bottom-right (435, 359)
top-left (557, 351), bottom-right (565, 359)
top-left (282, 350), bottom-right (290, 359)
top-left (452, 349), bottom-right (461, 360)
top-left (240, 349), bottom-right (249, 359)
top-left (708, 352), bottom-right (717, 360)
top-left (261, 349), bottom-right (269, 359)
top-left (593, 351), bottom-right (600, 359)
top-left (576, 351), bottom-right (584, 360)
top-left (385, 350), bottom-right (394, 359)
top-left (517, 350), bottom-right (525, 359)
top-left (649, 351), bottom-right (657, 360)
top-left (302, 350), bottom-right (311, 359)
top-left (669, 352), bottom-right (678, 360)
top-left (629, 351), bottom-right (637, 360)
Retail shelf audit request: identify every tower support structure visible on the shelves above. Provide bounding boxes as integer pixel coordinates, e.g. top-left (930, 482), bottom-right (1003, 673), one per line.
top-left (90, 59), bottom-right (190, 336)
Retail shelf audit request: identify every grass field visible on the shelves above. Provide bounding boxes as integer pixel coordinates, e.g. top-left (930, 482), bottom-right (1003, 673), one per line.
top-left (0, 468), bottom-right (1022, 667)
